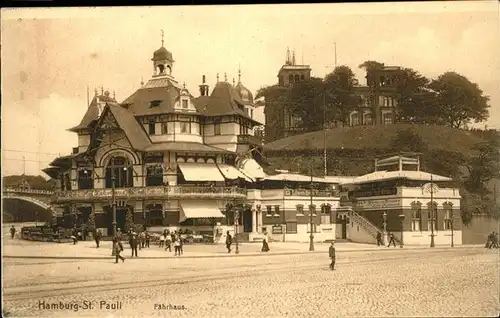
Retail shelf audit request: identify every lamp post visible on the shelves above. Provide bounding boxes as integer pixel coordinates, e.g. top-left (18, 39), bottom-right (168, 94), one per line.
top-left (234, 207), bottom-right (240, 254)
top-left (450, 208), bottom-right (454, 248)
top-left (309, 165), bottom-right (315, 252)
top-left (382, 211), bottom-right (387, 245)
top-left (430, 176), bottom-right (435, 248)
top-left (398, 214), bottom-right (405, 248)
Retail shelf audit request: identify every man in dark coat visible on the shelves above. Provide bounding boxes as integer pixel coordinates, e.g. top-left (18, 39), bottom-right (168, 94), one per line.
top-left (10, 226), bottom-right (16, 239)
top-left (94, 229), bottom-right (102, 248)
top-left (130, 233), bottom-right (139, 257)
top-left (329, 241), bottom-right (336, 270)
top-left (387, 232), bottom-right (396, 247)
top-left (376, 232), bottom-right (383, 246)
top-left (113, 237), bottom-right (125, 263)
top-left (145, 231), bottom-right (151, 248)
top-left (226, 231), bottom-right (232, 253)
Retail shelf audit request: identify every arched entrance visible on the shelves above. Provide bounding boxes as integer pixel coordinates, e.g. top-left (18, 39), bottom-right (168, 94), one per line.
top-left (105, 156), bottom-right (133, 188)
top-left (103, 203), bottom-right (133, 236)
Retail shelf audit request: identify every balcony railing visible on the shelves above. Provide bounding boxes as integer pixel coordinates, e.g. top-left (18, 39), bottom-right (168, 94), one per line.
top-left (237, 134), bottom-right (263, 146)
top-left (52, 186), bottom-right (247, 202)
top-left (284, 189), bottom-right (339, 197)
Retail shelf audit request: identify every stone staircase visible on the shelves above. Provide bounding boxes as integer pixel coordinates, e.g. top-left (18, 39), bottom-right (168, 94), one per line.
top-left (349, 209), bottom-right (401, 245)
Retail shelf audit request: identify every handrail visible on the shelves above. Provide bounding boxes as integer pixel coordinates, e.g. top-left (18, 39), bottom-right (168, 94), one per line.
top-left (349, 209), bottom-right (401, 244)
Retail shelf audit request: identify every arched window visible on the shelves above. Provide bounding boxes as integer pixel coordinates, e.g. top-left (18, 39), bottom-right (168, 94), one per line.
top-left (105, 156), bottom-right (133, 188)
top-left (288, 74), bottom-right (294, 83)
top-left (364, 113), bottom-right (373, 125)
top-left (294, 74), bottom-right (300, 82)
top-left (167, 65), bottom-right (172, 75)
top-left (412, 206), bottom-right (421, 231)
top-left (158, 64), bottom-right (165, 74)
top-left (351, 113), bottom-right (360, 126)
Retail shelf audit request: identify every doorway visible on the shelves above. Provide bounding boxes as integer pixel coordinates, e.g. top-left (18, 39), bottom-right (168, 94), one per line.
top-left (106, 206), bottom-right (130, 236)
top-left (243, 209), bottom-right (253, 233)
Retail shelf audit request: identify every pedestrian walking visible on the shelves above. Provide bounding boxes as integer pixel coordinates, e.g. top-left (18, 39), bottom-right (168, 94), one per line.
top-left (94, 229), bottom-right (102, 248)
top-left (116, 228), bottom-right (122, 241)
top-left (329, 241), bottom-right (336, 270)
top-left (165, 233), bottom-right (172, 252)
top-left (491, 231), bottom-right (499, 249)
top-left (376, 232), bottom-right (383, 246)
top-left (174, 237), bottom-right (181, 256)
top-left (71, 227), bottom-right (78, 245)
top-left (179, 234), bottom-right (184, 255)
top-left (226, 231), bottom-right (232, 253)
top-left (261, 232), bottom-right (270, 252)
top-left (10, 226), bottom-right (16, 239)
top-left (139, 231), bottom-right (145, 250)
top-left (159, 233), bottom-right (165, 248)
top-left (387, 232), bottom-right (396, 247)
top-left (113, 237), bottom-right (125, 263)
top-left (145, 231), bottom-right (151, 248)
top-left (130, 233), bottom-right (139, 257)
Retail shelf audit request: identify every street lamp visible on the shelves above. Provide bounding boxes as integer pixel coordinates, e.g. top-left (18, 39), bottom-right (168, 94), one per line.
top-left (234, 207), bottom-right (240, 254)
top-left (398, 214), bottom-right (405, 248)
top-left (382, 211), bottom-right (387, 245)
top-left (309, 165), bottom-right (315, 252)
top-left (430, 204), bottom-right (435, 248)
top-left (450, 208), bottom-right (454, 248)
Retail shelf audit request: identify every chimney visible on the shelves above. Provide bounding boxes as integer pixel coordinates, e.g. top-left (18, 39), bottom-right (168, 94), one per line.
top-left (199, 75), bottom-right (209, 96)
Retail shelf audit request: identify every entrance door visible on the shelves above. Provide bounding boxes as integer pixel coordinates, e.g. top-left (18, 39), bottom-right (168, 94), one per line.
top-left (243, 209), bottom-right (253, 233)
top-left (106, 206), bottom-right (129, 236)
top-left (341, 217), bottom-right (348, 239)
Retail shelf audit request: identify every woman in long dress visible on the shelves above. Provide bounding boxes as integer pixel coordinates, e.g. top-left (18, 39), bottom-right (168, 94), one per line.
top-left (261, 232), bottom-right (270, 252)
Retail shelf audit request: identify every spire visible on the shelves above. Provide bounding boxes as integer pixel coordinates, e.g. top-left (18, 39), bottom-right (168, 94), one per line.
top-left (161, 29), bottom-right (164, 47)
top-left (292, 49), bottom-right (296, 65)
top-left (286, 47), bottom-right (291, 65)
top-left (224, 72), bottom-right (227, 82)
top-left (183, 82), bottom-right (186, 89)
top-left (238, 65), bottom-right (241, 83)
top-left (101, 86), bottom-right (104, 95)
top-left (216, 73), bottom-right (219, 83)
top-left (113, 90), bottom-right (116, 99)
top-left (140, 77), bottom-right (144, 86)
top-left (232, 77), bottom-right (235, 86)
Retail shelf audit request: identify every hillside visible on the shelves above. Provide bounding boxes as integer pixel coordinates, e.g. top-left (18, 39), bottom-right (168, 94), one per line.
top-left (263, 124), bottom-right (487, 177)
top-left (264, 124), bottom-right (483, 155)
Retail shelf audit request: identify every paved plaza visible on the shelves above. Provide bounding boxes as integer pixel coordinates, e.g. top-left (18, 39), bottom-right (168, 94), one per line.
top-left (2, 238), bottom-right (499, 317)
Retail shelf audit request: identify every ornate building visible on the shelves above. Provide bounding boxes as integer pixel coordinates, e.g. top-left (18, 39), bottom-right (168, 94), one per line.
top-left (264, 52), bottom-right (401, 142)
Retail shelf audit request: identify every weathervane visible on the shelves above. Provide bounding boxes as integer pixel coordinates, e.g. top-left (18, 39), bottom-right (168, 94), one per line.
top-left (161, 29), bottom-right (164, 47)
top-left (238, 64), bottom-right (241, 83)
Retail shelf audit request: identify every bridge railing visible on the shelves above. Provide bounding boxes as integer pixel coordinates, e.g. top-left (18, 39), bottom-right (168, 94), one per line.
top-left (4, 188), bottom-right (54, 195)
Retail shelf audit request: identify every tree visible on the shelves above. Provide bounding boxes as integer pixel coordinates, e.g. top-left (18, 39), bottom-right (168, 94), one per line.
top-left (324, 66), bottom-right (362, 126)
top-left (390, 129), bottom-right (428, 153)
top-left (394, 68), bottom-right (439, 124)
top-left (464, 139), bottom-right (500, 196)
top-left (124, 208), bottom-right (135, 233)
top-left (256, 85), bottom-right (289, 140)
top-left (286, 77), bottom-right (326, 131)
top-left (429, 72), bottom-right (490, 129)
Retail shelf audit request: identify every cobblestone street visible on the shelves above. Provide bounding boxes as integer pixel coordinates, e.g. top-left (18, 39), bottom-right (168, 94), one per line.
top-left (3, 245), bottom-right (499, 317)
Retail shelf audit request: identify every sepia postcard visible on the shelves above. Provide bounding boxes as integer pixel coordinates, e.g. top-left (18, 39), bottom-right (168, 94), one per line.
top-left (1, 2), bottom-right (499, 317)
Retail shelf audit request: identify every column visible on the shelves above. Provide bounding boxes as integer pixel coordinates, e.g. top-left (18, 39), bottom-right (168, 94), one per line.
top-left (252, 209), bottom-right (257, 233)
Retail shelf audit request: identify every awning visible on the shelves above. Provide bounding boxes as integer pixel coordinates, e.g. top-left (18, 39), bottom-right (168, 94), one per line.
top-left (237, 158), bottom-right (267, 180)
top-left (217, 164), bottom-right (253, 182)
top-left (177, 163), bottom-right (225, 182)
top-left (179, 200), bottom-right (225, 222)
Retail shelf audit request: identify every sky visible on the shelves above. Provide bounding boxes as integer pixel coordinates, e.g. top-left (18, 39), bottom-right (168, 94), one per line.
top-left (2, 2), bottom-right (500, 178)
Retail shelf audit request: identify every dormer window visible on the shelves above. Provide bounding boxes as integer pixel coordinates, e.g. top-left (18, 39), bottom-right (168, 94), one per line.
top-left (150, 100), bottom-right (162, 108)
top-left (182, 99), bottom-right (188, 109)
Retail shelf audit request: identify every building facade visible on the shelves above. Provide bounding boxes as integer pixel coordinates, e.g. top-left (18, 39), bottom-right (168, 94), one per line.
top-left (339, 154), bottom-right (463, 246)
top-left (264, 52), bottom-right (401, 142)
top-left (43, 42), bottom-right (345, 242)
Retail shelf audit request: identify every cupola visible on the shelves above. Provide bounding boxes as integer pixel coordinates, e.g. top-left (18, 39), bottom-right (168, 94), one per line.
top-left (152, 30), bottom-right (175, 77)
top-left (234, 68), bottom-right (254, 105)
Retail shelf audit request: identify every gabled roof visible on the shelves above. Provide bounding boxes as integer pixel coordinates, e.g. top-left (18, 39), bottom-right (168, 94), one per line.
top-left (121, 84), bottom-right (183, 116)
top-left (99, 103), bottom-right (152, 150)
top-left (68, 93), bottom-right (117, 132)
top-left (193, 82), bottom-right (262, 124)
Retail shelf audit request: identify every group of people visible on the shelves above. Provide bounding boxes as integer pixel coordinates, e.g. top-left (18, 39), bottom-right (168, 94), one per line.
top-left (376, 232), bottom-right (398, 247)
top-left (159, 229), bottom-right (184, 256)
top-left (485, 231), bottom-right (499, 249)
top-left (225, 231), bottom-right (270, 253)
